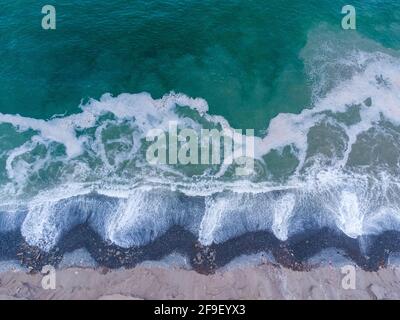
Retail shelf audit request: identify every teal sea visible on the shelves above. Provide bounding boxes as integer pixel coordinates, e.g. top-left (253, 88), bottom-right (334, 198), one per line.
top-left (1, 1), bottom-right (400, 265)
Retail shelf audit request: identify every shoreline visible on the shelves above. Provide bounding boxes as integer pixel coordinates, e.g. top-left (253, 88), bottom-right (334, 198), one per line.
top-left (3, 226), bottom-right (400, 273)
top-left (1, 263), bottom-right (400, 300)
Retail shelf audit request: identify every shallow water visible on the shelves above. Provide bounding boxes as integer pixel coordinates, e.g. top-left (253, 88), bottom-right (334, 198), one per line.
top-left (0, 1), bottom-right (400, 267)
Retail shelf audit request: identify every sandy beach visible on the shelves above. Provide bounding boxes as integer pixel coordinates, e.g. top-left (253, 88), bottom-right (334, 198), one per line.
top-left (1, 263), bottom-right (400, 300)
top-left (2, 0), bottom-right (400, 304)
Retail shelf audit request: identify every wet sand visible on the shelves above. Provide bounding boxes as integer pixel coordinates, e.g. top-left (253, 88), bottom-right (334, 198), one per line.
top-left (1, 264), bottom-right (400, 300)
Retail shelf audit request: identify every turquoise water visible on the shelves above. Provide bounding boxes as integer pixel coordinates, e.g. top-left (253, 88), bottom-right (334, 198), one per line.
top-left (2, 1), bottom-right (399, 127)
top-left (1, 1), bottom-right (400, 250)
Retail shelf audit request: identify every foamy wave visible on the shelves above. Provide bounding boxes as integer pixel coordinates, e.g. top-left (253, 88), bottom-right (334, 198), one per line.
top-left (0, 25), bottom-right (400, 249)
top-left (99, 189), bottom-right (204, 248)
top-left (4, 171), bottom-right (398, 252)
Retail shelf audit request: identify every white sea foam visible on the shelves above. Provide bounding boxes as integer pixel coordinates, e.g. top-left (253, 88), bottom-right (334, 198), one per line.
top-left (99, 188), bottom-right (204, 248)
top-left (21, 196), bottom-right (92, 251)
top-left (1, 26), bottom-right (400, 250)
top-left (272, 194), bottom-right (296, 241)
top-left (198, 192), bottom-right (297, 245)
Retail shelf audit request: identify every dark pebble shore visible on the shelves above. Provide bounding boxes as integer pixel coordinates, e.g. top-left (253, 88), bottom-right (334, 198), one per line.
top-left (1, 224), bottom-right (400, 273)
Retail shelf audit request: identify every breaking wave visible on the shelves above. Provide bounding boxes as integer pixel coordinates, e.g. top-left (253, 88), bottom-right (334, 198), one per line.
top-left (1, 25), bottom-right (400, 260)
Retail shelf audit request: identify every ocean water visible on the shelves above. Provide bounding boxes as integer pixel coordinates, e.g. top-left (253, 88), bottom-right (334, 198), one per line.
top-left (1, 1), bottom-right (400, 265)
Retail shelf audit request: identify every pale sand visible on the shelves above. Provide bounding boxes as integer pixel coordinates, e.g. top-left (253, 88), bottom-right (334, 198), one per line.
top-left (1, 264), bottom-right (400, 300)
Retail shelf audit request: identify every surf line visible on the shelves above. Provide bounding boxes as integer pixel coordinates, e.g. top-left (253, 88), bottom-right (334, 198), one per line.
top-left (154, 304), bottom-right (188, 318)
top-left (145, 121), bottom-right (255, 176)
